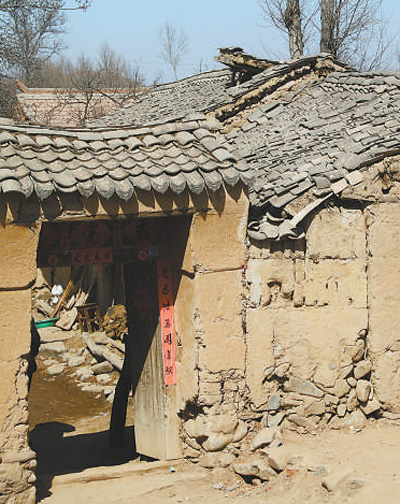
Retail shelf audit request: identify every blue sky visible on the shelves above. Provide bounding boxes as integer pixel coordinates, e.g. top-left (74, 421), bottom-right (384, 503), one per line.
top-left (63, 0), bottom-right (400, 83)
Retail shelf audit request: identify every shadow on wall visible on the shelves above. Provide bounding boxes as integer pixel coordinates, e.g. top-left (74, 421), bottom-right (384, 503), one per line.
top-left (29, 422), bottom-right (137, 501)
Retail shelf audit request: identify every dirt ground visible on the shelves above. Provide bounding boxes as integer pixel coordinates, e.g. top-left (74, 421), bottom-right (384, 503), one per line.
top-left (32, 417), bottom-right (400, 504)
top-left (29, 326), bottom-right (400, 504)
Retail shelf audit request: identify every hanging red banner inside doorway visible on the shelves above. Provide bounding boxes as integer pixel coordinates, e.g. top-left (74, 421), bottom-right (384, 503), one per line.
top-left (157, 259), bottom-right (177, 385)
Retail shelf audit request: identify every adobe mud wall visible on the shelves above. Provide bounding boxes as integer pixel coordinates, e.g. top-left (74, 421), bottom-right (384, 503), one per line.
top-left (181, 167), bottom-right (400, 464)
top-left (178, 188), bottom-right (250, 459)
top-left (243, 191), bottom-right (400, 432)
top-left (0, 223), bottom-right (40, 504)
top-left (0, 185), bottom-right (249, 500)
top-left (245, 205), bottom-right (372, 431)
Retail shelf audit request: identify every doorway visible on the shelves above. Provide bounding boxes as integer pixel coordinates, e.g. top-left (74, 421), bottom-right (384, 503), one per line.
top-left (29, 215), bottom-right (190, 494)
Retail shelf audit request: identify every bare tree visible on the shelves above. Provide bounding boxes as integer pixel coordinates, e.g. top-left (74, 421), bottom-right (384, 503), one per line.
top-left (0, 0), bottom-right (91, 85)
top-left (260, 0), bottom-right (305, 58)
top-left (320, 0), bottom-right (334, 54)
top-left (0, 0), bottom-right (90, 8)
top-left (159, 21), bottom-right (188, 80)
top-left (33, 45), bottom-right (145, 126)
top-left (96, 43), bottom-right (143, 95)
top-left (0, 74), bottom-right (17, 118)
top-left (259, 0), bottom-right (394, 69)
top-left (319, 0), bottom-right (392, 70)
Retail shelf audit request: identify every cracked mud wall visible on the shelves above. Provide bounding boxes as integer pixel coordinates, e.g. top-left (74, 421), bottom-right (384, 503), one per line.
top-left (188, 188), bottom-right (248, 403)
top-left (245, 206), bottom-right (374, 428)
top-left (179, 188), bottom-right (250, 459)
top-left (368, 203), bottom-right (400, 412)
top-left (0, 221), bottom-right (40, 504)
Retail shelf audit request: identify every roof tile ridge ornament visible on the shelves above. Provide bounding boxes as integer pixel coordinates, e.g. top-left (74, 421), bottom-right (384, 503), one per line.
top-left (215, 47), bottom-right (279, 77)
top-left (215, 48), bottom-right (349, 80)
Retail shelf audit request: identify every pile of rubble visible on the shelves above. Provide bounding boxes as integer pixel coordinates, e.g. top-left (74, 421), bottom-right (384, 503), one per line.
top-left (32, 269), bottom-right (87, 332)
top-left (182, 409), bottom-right (366, 500)
top-left (32, 266), bottom-right (128, 399)
top-left (180, 328), bottom-right (385, 483)
top-left (38, 326), bottom-right (122, 404)
top-left (259, 328), bottom-right (381, 433)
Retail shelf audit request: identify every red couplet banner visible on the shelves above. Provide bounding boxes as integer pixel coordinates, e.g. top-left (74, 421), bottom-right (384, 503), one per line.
top-left (157, 259), bottom-right (177, 385)
top-left (71, 247), bottom-right (113, 265)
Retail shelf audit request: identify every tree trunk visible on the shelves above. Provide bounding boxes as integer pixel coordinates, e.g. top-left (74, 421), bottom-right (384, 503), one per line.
top-left (284, 0), bottom-right (304, 59)
top-left (320, 0), bottom-right (336, 55)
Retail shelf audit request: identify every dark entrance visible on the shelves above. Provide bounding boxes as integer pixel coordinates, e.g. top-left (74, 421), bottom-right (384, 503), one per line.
top-left (31, 215), bottom-right (187, 478)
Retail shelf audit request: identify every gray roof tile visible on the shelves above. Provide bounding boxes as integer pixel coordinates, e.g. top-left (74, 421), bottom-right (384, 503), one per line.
top-left (0, 116), bottom-right (250, 203)
top-left (169, 173), bottom-right (187, 194)
top-left (202, 170), bottom-right (223, 192)
top-left (229, 69), bottom-right (400, 225)
top-left (17, 134), bottom-right (37, 148)
top-left (34, 180), bottom-right (53, 200)
top-left (76, 179), bottom-right (96, 198)
top-left (54, 137), bottom-right (72, 149)
top-left (109, 167), bottom-right (128, 180)
top-left (36, 136), bottom-right (55, 148)
top-left (112, 178), bottom-right (132, 200)
top-left (220, 167), bottom-right (240, 186)
top-left (89, 140), bottom-right (108, 151)
top-left (0, 131), bottom-right (16, 144)
top-left (175, 131), bottom-right (196, 145)
top-left (130, 173), bottom-right (151, 191)
top-left (95, 175), bottom-right (115, 199)
top-left (19, 175), bottom-right (34, 197)
top-left (185, 170), bottom-right (205, 194)
top-left (142, 134), bottom-right (159, 147)
top-left (52, 170), bottom-right (76, 188)
top-left (1, 178), bottom-right (24, 194)
top-left (31, 171), bottom-right (52, 183)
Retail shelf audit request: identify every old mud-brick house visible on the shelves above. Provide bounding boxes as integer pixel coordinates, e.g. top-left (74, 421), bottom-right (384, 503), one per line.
top-left (2, 47), bottom-right (400, 502)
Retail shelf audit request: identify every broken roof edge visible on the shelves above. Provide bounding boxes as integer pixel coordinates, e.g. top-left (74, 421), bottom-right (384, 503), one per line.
top-left (215, 47), bottom-right (350, 75)
top-left (212, 53), bottom-right (350, 124)
top-left (247, 149), bottom-right (400, 243)
top-left (215, 46), bottom-right (279, 74)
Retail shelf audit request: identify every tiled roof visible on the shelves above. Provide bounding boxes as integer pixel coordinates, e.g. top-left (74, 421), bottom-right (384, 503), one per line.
top-left (93, 54), bottom-right (346, 128)
top-left (92, 69), bottom-right (233, 128)
top-left (227, 70), bottom-right (400, 239)
top-left (4, 49), bottom-right (399, 236)
top-left (0, 115), bottom-right (253, 201)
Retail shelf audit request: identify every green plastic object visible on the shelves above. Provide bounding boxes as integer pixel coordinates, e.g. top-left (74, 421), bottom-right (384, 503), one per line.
top-left (34, 318), bottom-right (58, 328)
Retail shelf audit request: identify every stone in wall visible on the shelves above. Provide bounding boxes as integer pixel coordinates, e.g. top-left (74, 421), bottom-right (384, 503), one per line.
top-left (198, 369), bottom-right (248, 410)
top-left (183, 409), bottom-right (248, 454)
top-left (181, 368), bottom-right (250, 461)
top-left (254, 328), bottom-right (381, 432)
top-left (0, 358), bottom-right (36, 504)
top-left (246, 307), bottom-right (368, 407)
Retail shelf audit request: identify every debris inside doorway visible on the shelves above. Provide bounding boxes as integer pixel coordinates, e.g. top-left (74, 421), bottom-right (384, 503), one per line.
top-left (30, 325), bottom-right (122, 424)
top-left (103, 305), bottom-right (128, 341)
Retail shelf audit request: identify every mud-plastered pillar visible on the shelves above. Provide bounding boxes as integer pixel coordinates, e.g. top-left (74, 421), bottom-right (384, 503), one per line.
top-left (0, 222), bottom-right (40, 504)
